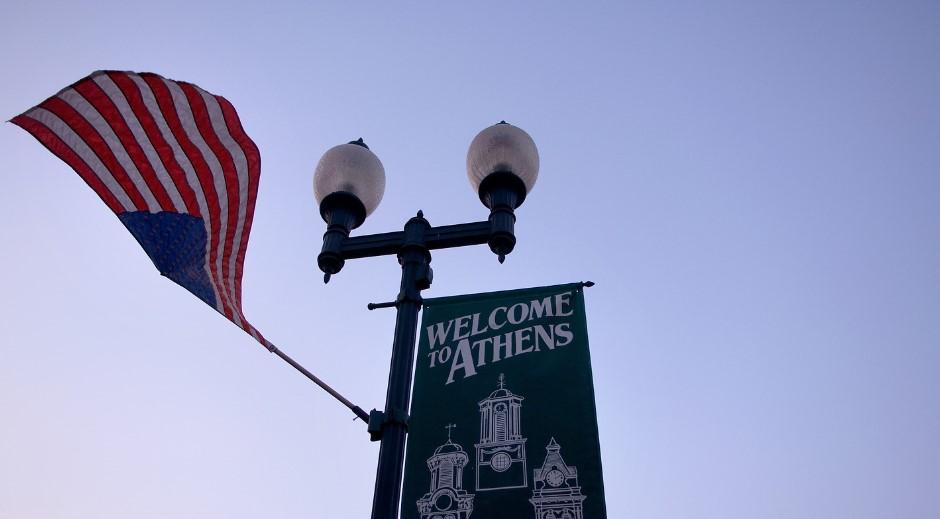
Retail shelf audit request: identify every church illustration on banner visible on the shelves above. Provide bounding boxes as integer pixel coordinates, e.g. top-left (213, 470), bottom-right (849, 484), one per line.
top-left (418, 374), bottom-right (586, 518)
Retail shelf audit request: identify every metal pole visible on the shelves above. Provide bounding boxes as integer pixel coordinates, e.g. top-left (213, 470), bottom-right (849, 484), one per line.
top-left (268, 346), bottom-right (368, 422)
top-left (371, 213), bottom-right (431, 519)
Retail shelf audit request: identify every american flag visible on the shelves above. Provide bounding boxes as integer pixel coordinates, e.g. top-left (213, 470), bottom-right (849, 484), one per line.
top-left (12, 70), bottom-right (273, 350)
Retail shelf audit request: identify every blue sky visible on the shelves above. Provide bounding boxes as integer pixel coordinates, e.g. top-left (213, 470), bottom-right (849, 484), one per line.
top-left (1, 2), bottom-right (938, 518)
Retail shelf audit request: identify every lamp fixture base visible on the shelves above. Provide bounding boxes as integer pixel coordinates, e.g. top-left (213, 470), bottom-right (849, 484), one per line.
top-left (318, 191), bottom-right (368, 280)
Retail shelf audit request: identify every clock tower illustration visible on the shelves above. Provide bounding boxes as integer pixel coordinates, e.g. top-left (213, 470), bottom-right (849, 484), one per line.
top-left (416, 424), bottom-right (475, 519)
top-left (475, 374), bottom-right (528, 491)
top-left (530, 438), bottom-right (586, 519)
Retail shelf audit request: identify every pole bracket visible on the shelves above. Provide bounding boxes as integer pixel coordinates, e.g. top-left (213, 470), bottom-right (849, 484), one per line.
top-left (396, 288), bottom-right (424, 306)
top-left (367, 300), bottom-right (398, 310)
top-left (366, 287), bottom-right (426, 310)
top-left (367, 407), bottom-right (410, 442)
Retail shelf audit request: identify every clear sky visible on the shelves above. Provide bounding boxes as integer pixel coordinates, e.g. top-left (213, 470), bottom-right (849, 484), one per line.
top-left (1, 2), bottom-right (938, 518)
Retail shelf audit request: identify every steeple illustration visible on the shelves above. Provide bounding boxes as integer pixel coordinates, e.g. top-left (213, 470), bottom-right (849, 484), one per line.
top-left (417, 424), bottom-right (475, 519)
top-left (475, 373), bottom-right (528, 491)
top-left (530, 438), bottom-right (586, 519)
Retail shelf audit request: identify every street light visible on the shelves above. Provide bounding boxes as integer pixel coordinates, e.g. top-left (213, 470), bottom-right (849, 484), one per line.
top-left (313, 121), bottom-right (539, 519)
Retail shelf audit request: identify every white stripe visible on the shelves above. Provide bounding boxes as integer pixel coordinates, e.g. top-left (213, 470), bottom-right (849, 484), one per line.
top-left (57, 88), bottom-right (162, 213)
top-left (128, 74), bottom-right (225, 315)
top-left (25, 108), bottom-right (135, 211)
top-left (162, 79), bottom-right (241, 327)
top-left (91, 74), bottom-right (187, 213)
top-left (197, 88), bottom-right (250, 313)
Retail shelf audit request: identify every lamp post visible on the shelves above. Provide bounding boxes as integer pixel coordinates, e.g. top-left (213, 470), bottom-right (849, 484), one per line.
top-left (312, 122), bottom-right (539, 519)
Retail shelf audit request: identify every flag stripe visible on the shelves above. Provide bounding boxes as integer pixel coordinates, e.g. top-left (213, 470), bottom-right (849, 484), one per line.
top-left (216, 93), bottom-right (265, 344)
top-left (217, 95), bottom-right (261, 314)
top-left (106, 72), bottom-right (201, 217)
top-left (63, 84), bottom-right (169, 213)
top-left (11, 113), bottom-right (126, 213)
top-left (213, 92), bottom-right (263, 343)
top-left (179, 83), bottom-right (243, 326)
top-left (80, 77), bottom-right (183, 213)
top-left (194, 87), bottom-right (252, 321)
top-left (56, 88), bottom-right (163, 212)
top-left (38, 97), bottom-right (148, 211)
top-left (21, 107), bottom-right (136, 211)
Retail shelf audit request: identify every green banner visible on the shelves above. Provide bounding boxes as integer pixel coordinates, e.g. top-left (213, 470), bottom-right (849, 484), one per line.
top-left (402, 283), bottom-right (607, 519)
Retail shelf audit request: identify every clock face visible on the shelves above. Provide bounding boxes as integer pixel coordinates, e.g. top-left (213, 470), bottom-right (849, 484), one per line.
top-left (491, 452), bottom-right (512, 472)
top-left (435, 493), bottom-right (453, 511)
top-left (546, 469), bottom-right (565, 487)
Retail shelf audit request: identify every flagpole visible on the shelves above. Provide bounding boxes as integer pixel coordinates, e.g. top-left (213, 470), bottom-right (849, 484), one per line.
top-left (269, 346), bottom-right (369, 422)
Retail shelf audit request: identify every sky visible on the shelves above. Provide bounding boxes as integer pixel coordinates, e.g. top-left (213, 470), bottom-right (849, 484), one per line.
top-left (1, 1), bottom-right (938, 518)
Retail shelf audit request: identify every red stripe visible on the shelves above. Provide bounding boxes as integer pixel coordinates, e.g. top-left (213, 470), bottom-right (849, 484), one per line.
top-left (141, 74), bottom-right (234, 321)
top-left (12, 114), bottom-right (125, 213)
top-left (217, 94), bottom-right (261, 309)
top-left (107, 72), bottom-right (202, 217)
top-left (179, 83), bottom-right (241, 314)
top-left (216, 93), bottom-right (265, 345)
top-left (74, 80), bottom-right (177, 212)
top-left (39, 97), bottom-right (149, 212)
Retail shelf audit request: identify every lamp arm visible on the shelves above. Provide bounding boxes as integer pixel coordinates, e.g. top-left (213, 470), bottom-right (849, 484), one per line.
top-left (337, 220), bottom-right (493, 261)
